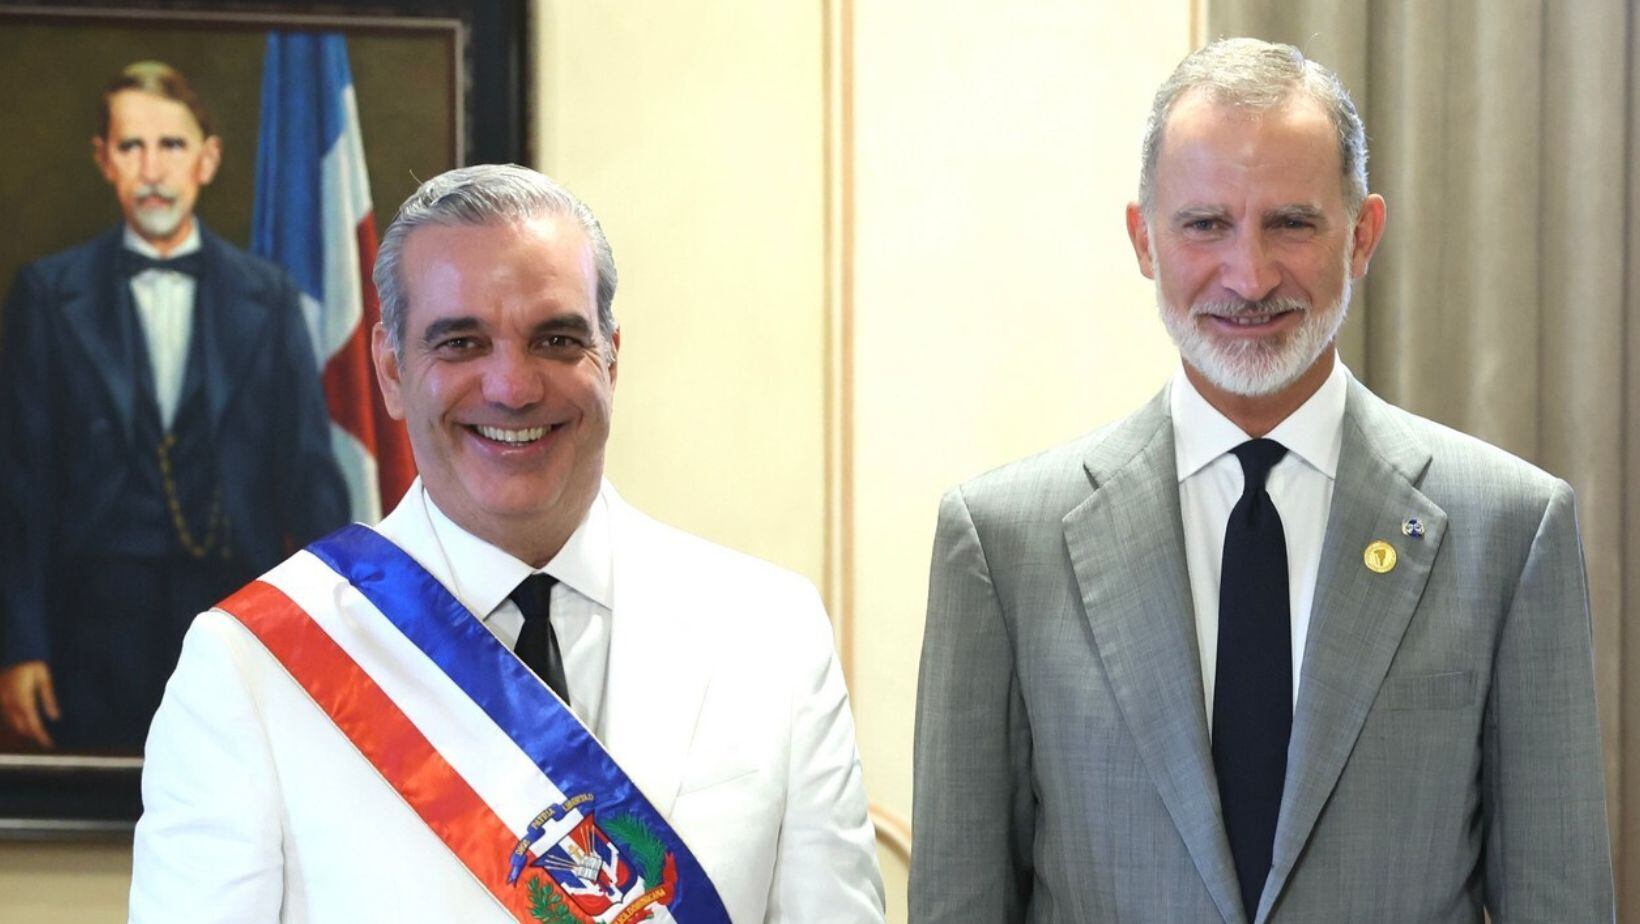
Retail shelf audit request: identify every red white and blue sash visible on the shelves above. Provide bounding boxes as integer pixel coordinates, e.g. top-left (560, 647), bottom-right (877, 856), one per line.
top-left (216, 523), bottom-right (731, 924)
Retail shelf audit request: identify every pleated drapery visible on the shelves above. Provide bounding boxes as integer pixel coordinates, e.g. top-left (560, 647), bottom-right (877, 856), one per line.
top-left (1209, 1), bottom-right (1638, 912)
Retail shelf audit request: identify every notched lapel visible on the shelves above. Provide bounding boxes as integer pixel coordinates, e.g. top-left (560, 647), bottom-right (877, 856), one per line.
top-left (1261, 382), bottom-right (1446, 919)
top-left (1063, 395), bottom-right (1245, 924)
top-left (198, 232), bottom-right (275, 431)
top-left (598, 503), bottom-right (713, 820)
top-left (63, 233), bottom-right (140, 447)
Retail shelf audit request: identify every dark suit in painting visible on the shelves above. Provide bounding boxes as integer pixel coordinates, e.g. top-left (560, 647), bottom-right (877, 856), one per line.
top-left (0, 224), bottom-right (347, 750)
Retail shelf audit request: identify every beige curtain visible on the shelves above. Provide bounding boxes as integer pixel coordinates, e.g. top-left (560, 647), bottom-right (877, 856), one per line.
top-left (1211, 0), bottom-right (1638, 913)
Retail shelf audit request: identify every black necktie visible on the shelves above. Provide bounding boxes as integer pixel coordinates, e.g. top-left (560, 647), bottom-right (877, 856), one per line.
top-left (1213, 438), bottom-right (1292, 920)
top-left (118, 249), bottom-right (204, 278)
top-left (510, 573), bottom-right (570, 705)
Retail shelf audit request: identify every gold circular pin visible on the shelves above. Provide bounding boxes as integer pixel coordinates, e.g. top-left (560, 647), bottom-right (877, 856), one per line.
top-left (1364, 540), bottom-right (1397, 574)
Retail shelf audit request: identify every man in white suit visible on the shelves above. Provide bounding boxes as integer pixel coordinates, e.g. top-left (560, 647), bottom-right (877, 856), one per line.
top-left (912, 39), bottom-right (1612, 922)
top-left (131, 165), bottom-right (885, 922)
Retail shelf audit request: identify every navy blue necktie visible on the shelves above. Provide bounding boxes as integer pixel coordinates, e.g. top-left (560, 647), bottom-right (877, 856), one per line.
top-left (1213, 438), bottom-right (1291, 920)
top-left (510, 573), bottom-right (570, 705)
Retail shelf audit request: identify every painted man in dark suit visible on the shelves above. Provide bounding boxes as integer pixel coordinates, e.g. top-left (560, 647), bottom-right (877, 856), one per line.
top-left (0, 61), bottom-right (347, 752)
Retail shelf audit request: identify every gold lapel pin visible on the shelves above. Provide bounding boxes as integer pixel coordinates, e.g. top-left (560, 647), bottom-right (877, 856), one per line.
top-left (1364, 540), bottom-right (1397, 574)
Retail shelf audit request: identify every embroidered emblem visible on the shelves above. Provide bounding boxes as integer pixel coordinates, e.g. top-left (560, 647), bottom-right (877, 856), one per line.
top-left (510, 794), bottom-right (680, 924)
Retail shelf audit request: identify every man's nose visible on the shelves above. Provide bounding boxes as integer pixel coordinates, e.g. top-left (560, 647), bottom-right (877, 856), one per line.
top-left (138, 148), bottom-right (165, 184)
top-left (481, 349), bottom-right (546, 408)
top-left (1219, 232), bottom-right (1281, 302)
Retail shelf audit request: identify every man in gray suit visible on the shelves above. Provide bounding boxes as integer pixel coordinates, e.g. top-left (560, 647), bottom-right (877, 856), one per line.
top-left (912, 38), bottom-right (1613, 923)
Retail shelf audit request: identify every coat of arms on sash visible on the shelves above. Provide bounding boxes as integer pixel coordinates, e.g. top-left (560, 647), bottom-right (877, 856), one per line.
top-left (509, 793), bottom-right (680, 924)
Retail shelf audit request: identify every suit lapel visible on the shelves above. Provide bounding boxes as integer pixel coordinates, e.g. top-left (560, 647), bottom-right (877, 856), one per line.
top-left (197, 228), bottom-right (273, 431)
top-left (1258, 380), bottom-right (1446, 919)
top-left (597, 492), bottom-right (713, 819)
top-left (62, 229), bottom-right (140, 447)
top-left (1063, 391), bottom-right (1245, 924)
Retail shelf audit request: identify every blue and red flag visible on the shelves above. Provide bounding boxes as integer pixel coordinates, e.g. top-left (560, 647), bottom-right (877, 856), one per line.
top-left (252, 32), bottom-right (415, 522)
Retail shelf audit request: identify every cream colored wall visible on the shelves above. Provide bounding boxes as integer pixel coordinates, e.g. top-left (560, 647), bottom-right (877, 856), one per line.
top-left (542, 0), bottom-right (1193, 918)
top-left (535, 2), bottom-right (829, 583)
top-left (0, 3), bottom-right (1190, 920)
top-left (847, 0), bottom-right (1193, 854)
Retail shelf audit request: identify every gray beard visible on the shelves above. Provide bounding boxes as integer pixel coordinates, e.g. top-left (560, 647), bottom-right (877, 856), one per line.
top-left (1157, 285), bottom-right (1349, 397)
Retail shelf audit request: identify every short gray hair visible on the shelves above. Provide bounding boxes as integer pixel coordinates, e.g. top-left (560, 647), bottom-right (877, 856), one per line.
top-left (1137, 37), bottom-right (1368, 217)
top-left (374, 164), bottom-right (618, 355)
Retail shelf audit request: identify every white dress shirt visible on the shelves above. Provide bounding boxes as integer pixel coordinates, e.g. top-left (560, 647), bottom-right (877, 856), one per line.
top-left (1172, 358), bottom-right (1348, 728)
top-left (417, 483), bottom-right (614, 735)
top-left (125, 224), bottom-right (201, 429)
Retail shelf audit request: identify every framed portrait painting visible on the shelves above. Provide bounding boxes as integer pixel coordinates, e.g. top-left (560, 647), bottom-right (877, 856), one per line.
top-left (0, 0), bottom-right (527, 837)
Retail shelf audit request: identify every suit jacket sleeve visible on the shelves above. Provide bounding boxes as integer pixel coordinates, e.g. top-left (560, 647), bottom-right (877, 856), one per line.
top-left (911, 487), bottom-right (1035, 922)
top-left (0, 264), bottom-right (57, 666)
top-left (129, 613), bottom-right (284, 922)
top-left (763, 578), bottom-right (886, 923)
top-left (1481, 480), bottom-right (1614, 919)
top-left (267, 269), bottom-right (348, 545)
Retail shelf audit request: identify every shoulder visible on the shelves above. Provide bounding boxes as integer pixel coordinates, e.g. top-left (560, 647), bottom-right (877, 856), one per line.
top-left (199, 228), bottom-right (299, 298)
top-left (10, 228), bottom-right (120, 294)
top-left (1352, 385), bottom-right (1568, 516)
top-left (619, 499), bottom-right (820, 606)
top-left (611, 495), bottom-right (834, 652)
top-left (947, 394), bottom-right (1163, 533)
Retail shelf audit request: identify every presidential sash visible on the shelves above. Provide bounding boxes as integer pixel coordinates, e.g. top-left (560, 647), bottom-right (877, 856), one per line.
top-left (216, 523), bottom-right (731, 924)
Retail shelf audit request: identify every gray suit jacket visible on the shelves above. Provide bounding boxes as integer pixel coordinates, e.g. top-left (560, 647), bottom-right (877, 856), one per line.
top-left (911, 379), bottom-right (1612, 923)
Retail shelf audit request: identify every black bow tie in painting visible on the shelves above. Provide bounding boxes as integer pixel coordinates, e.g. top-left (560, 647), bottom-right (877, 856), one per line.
top-left (119, 249), bottom-right (204, 278)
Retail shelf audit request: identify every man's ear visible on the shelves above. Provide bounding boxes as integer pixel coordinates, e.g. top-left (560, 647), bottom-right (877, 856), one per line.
top-left (1349, 193), bottom-right (1387, 278)
top-left (371, 323), bottom-right (407, 421)
top-left (1126, 202), bottom-right (1156, 279)
top-left (197, 135), bottom-right (223, 187)
top-left (91, 135), bottom-right (116, 185)
top-left (606, 327), bottom-right (621, 389)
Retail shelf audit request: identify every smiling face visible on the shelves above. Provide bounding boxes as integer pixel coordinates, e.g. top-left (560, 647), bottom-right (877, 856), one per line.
top-left (373, 216), bottom-right (618, 565)
top-left (1127, 90), bottom-right (1385, 405)
top-left (93, 89), bottom-right (221, 253)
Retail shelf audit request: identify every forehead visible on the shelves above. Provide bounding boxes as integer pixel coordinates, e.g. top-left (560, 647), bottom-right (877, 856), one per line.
top-left (106, 89), bottom-right (203, 138)
top-left (399, 216), bottom-right (598, 322)
top-left (1154, 90), bottom-right (1344, 209)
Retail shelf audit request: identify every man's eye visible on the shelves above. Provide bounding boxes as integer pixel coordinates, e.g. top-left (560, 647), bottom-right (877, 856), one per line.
top-left (434, 337), bottom-right (477, 353)
top-left (543, 335), bottom-right (585, 351)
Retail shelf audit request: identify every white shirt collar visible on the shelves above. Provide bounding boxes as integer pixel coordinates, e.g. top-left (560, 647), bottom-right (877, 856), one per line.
top-left (421, 481), bottom-right (615, 621)
top-left (123, 221), bottom-right (202, 259)
top-left (1170, 356), bottom-right (1349, 483)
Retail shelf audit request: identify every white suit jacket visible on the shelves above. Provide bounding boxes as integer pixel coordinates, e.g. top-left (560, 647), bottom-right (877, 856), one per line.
top-left (130, 483), bottom-right (884, 923)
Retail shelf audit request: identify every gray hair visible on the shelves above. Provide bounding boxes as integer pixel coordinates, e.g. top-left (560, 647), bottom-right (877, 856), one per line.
top-left (1137, 37), bottom-right (1368, 217)
top-left (374, 164), bottom-right (618, 355)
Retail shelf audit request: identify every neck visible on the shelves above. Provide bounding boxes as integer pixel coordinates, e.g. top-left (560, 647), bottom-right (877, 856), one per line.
top-left (1184, 348), bottom-right (1335, 438)
top-left (438, 484), bottom-right (600, 571)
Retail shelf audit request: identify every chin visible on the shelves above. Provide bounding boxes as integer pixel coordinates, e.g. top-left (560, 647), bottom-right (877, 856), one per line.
top-left (1189, 342), bottom-right (1317, 397)
top-left (133, 207), bottom-right (186, 241)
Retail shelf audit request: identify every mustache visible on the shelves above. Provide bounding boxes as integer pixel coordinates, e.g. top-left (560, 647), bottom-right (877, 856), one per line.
top-left (1190, 296), bottom-right (1309, 318)
top-left (134, 184), bottom-right (180, 205)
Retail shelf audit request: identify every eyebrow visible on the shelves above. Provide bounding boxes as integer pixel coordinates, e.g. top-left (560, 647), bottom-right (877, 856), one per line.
top-left (421, 316), bottom-right (482, 344)
top-left (1267, 204), bottom-right (1327, 225)
top-left (1171, 205), bottom-right (1230, 225)
top-left (532, 313), bottom-right (595, 338)
top-left (419, 311), bottom-right (596, 345)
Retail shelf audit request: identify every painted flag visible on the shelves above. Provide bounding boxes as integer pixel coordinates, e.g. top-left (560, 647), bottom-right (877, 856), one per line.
top-left (252, 32), bottom-right (415, 523)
